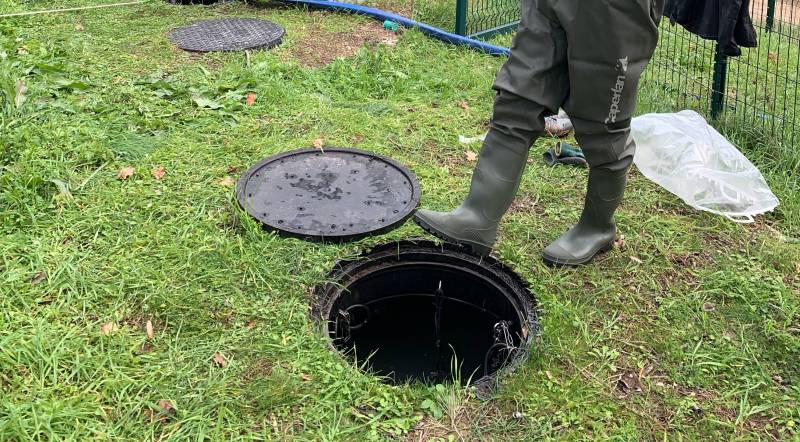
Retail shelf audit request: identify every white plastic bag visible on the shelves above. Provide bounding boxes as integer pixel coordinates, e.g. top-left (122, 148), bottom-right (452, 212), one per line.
top-left (631, 110), bottom-right (779, 223)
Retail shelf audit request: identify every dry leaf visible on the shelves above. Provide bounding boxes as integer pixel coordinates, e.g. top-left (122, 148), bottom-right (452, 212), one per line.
top-left (614, 235), bottom-right (626, 250)
top-left (702, 302), bottom-right (715, 312)
top-left (465, 150), bottom-right (478, 162)
top-left (301, 373), bottom-right (312, 381)
top-left (30, 271), bottom-right (47, 285)
top-left (246, 92), bottom-right (256, 106)
top-left (353, 134), bottom-right (365, 144)
top-left (245, 319), bottom-right (257, 330)
top-left (226, 165), bottom-right (238, 174)
top-left (145, 320), bottom-right (154, 340)
top-left (152, 400), bottom-right (176, 422)
top-left (219, 176), bottom-right (236, 187)
top-left (74, 22), bottom-right (84, 32)
top-left (768, 52), bottom-right (778, 63)
top-left (117, 167), bottom-right (135, 180)
top-left (457, 100), bottom-right (470, 110)
top-left (313, 138), bottom-right (324, 149)
top-left (158, 400), bottom-right (173, 412)
top-left (630, 256), bottom-right (643, 264)
top-left (100, 321), bottom-right (118, 335)
top-left (152, 166), bottom-right (166, 180)
top-left (213, 352), bottom-right (227, 367)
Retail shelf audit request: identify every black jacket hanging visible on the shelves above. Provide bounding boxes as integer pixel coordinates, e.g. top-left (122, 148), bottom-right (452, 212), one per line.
top-left (665, 0), bottom-right (758, 56)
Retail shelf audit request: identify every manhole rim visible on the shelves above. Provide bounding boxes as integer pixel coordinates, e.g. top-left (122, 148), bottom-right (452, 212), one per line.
top-left (168, 17), bottom-right (286, 53)
top-left (312, 240), bottom-right (540, 389)
top-left (236, 147), bottom-right (421, 242)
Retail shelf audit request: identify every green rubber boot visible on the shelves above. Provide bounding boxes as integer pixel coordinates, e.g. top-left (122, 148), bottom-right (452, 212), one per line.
top-left (541, 161), bottom-right (629, 266)
top-left (414, 131), bottom-right (531, 256)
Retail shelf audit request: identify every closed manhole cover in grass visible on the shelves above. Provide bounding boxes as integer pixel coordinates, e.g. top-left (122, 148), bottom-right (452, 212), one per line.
top-left (169, 18), bottom-right (285, 52)
top-left (237, 148), bottom-right (420, 240)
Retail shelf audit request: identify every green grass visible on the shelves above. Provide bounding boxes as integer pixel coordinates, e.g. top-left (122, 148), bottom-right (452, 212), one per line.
top-left (1, 1), bottom-right (799, 440)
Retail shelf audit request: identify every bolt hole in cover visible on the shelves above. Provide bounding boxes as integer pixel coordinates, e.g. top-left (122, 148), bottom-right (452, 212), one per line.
top-left (169, 17), bottom-right (285, 52)
top-left (313, 241), bottom-right (539, 396)
top-left (237, 148), bottom-right (421, 240)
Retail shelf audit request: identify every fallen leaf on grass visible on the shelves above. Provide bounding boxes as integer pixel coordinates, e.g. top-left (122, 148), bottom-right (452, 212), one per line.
top-left (629, 256), bottom-right (643, 264)
top-left (219, 176), bottom-right (236, 187)
top-left (616, 371), bottom-right (643, 394)
top-left (465, 150), bottom-right (478, 162)
top-left (313, 138), bottom-right (324, 150)
top-left (148, 400), bottom-right (176, 422)
top-left (245, 319), bottom-right (257, 330)
top-left (353, 134), bottom-right (365, 144)
top-left (145, 320), bottom-right (154, 339)
top-left (246, 92), bottom-right (256, 106)
top-left (301, 374), bottom-right (312, 381)
top-left (457, 100), bottom-right (470, 110)
top-left (151, 166), bottom-right (166, 180)
top-left (14, 80), bottom-right (27, 108)
top-left (768, 52), bottom-right (778, 63)
top-left (117, 167), bottom-right (135, 180)
top-left (30, 271), bottom-right (47, 285)
top-left (100, 322), bottom-right (118, 335)
top-left (138, 342), bottom-right (154, 354)
top-left (614, 235), bottom-right (626, 250)
top-left (702, 302), bottom-right (715, 312)
top-left (226, 165), bottom-right (238, 174)
top-left (213, 352), bottom-right (227, 367)
top-left (192, 95), bottom-right (223, 110)
top-left (158, 400), bottom-right (173, 412)
top-left (74, 22), bottom-right (84, 32)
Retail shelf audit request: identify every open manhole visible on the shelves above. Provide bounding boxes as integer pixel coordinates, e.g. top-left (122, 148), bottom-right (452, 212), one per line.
top-left (237, 148), bottom-right (420, 241)
top-left (314, 241), bottom-right (538, 394)
top-left (169, 18), bottom-right (285, 52)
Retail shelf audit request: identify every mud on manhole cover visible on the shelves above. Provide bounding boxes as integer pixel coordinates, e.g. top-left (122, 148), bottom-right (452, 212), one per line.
top-left (237, 148), bottom-right (420, 241)
top-left (313, 241), bottom-right (539, 396)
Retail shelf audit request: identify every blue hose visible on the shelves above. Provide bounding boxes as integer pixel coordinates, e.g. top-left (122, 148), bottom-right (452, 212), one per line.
top-left (278, 0), bottom-right (511, 56)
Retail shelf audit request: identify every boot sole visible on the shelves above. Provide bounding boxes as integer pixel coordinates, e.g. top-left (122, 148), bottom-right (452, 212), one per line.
top-left (541, 241), bottom-right (614, 267)
top-left (413, 214), bottom-right (492, 257)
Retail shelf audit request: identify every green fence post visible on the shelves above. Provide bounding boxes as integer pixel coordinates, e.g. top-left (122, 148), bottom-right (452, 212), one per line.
top-left (455, 0), bottom-right (468, 36)
top-left (766, 0), bottom-right (776, 31)
top-left (711, 44), bottom-right (729, 120)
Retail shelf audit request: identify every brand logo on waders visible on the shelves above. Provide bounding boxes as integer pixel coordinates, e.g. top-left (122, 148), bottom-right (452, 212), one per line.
top-left (605, 57), bottom-right (629, 124)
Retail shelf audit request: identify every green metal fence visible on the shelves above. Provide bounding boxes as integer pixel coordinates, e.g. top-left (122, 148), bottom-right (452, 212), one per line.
top-left (644, 0), bottom-right (799, 145)
top-left (454, 0), bottom-right (519, 39)
top-left (457, 0), bottom-right (799, 145)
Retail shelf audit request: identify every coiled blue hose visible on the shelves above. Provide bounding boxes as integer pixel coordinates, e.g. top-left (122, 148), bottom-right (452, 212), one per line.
top-left (278, 0), bottom-right (511, 56)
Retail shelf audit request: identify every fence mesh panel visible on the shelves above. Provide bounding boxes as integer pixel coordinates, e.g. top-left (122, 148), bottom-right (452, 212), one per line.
top-left (644, 0), bottom-right (799, 145)
top-left (461, 0), bottom-right (799, 145)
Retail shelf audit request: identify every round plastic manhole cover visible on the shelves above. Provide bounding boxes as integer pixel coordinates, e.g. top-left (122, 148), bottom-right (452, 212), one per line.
top-left (237, 148), bottom-right (420, 240)
top-left (169, 18), bottom-right (285, 52)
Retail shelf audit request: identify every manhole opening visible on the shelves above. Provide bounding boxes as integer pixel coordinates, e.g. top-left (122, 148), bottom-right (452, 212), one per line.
top-left (314, 241), bottom-right (538, 387)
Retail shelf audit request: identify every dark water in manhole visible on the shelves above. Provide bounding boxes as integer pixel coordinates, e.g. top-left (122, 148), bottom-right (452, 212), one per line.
top-left (314, 241), bottom-right (537, 385)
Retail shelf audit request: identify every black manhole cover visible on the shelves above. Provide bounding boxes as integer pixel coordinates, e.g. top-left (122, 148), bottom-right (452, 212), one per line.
top-left (313, 241), bottom-right (539, 395)
top-left (169, 18), bottom-right (285, 52)
top-left (237, 148), bottom-right (420, 240)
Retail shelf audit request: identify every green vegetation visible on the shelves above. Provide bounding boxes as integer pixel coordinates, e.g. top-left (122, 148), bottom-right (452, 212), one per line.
top-left (0, 0), bottom-right (798, 440)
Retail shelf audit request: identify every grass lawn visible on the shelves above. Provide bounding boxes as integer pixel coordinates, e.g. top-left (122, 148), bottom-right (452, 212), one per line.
top-left (1, 1), bottom-right (799, 440)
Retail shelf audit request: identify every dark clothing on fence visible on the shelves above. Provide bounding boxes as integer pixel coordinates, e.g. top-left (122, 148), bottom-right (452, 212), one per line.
top-left (665, 0), bottom-right (758, 56)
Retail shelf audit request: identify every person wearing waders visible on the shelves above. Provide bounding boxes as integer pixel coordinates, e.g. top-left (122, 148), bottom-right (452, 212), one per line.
top-left (415, 0), bottom-right (665, 266)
